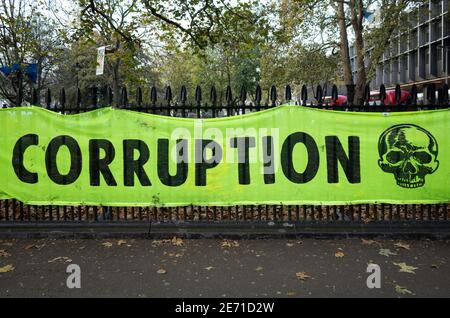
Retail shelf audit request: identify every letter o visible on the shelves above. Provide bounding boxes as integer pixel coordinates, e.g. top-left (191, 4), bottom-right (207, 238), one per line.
top-left (45, 136), bottom-right (82, 185)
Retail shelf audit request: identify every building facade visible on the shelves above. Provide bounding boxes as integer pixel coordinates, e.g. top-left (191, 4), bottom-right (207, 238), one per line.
top-left (350, 0), bottom-right (450, 91)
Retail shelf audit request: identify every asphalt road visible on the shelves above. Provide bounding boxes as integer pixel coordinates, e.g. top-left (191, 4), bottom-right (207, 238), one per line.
top-left (0, 238), bottom-right (449, 298)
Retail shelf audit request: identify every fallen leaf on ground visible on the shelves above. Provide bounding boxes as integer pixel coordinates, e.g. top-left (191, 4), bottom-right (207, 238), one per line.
top-left (117, 240), bottom-right (127, 246)
top-left (220, 240), bottom-right (239, 248)
top-left (286, 243), bottom-right (294, 247)
top-left (361, 239), bottom-right (380, 246)
top-left (171, 237), bottom-right (184, 246)
top-left (2, 243), bottom-right (13, 247)
top-left (296, 272), bottom-right (311, 281)
top-left (393, 262), bottom-right (418, 274)
top-left (157, 269), bottom-right (167, 274)
top-left (379, 248), bottom-right (398, 257)
top-left (48, 256), bottom-right (72, 263)
top-left (335, 251), bottom-right (345, 258)
top-left (255, 266), bottom-right (264, 271)
top-left (395, 285), bottom-right (414, 295)
top-left (431, 264), bottom-right (439, 269)
top-left (24, 244), bottom-right (46, 250)
top-left (101, 242), bottom-right (113, 248)
top-left (0, 264), bottom-right (14, 273)
top-left (394, 242), bottom-right (411, 250)
top-left (204, 266), bottom-right (214, 271)
top-left (0, 249), bottom-right (11, 257)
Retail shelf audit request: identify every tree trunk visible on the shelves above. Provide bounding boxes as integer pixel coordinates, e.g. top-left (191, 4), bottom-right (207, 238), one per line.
top-left (349, 0), bottom-right (367, 104)
top-left (335, 0), bottom-right (353, 86)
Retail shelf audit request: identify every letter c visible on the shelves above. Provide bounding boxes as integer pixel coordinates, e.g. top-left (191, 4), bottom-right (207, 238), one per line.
top-left (12, 134), bottom-right (39, 184)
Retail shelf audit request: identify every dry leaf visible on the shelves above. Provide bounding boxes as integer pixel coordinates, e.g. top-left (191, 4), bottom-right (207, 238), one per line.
top-left (117, 240), bottom-right (127, 246)
top-left (0, 264), bottom-right (15, 273)
top-left (0, 249), bottom-right (11, 257)
top-left (220, 240), bottom-right (239, 248)
top-left (393, 262), bottom-right (418, 274)
top-left (379, 248), bottom-right (398, 257)
top-left (286, 243), bottom-right (294, 247)
top-left (296, 272), bottom-right (311, 281)
top-left (101, 242), bottom-right (113, 248)
top-left (361, 239), bottom-right (380, 246)
top-left (255, 266), bottom-right (264, 271)
top-left (48, 256), bottom-right (72, 263)
top-left (2, 243), bottom-right (13, 247)
top-left (25, 244), bottom-right (46, 250)
top-left (204, 266), bottom-right (214, 271)
top-left (394, 242), bottom-right (411, 250)
top-left (157, 269), bottom-right (167, 274)
top-left (171, 237), bottom-right (184, 246)
top-left (395, 285), bottom-right (414, 295)
top-left (335, 251), bottom-right (345, 258)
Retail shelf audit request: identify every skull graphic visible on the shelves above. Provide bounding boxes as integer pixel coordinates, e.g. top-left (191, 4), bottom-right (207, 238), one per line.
top-left (378, 124), bottom-right (439, 188)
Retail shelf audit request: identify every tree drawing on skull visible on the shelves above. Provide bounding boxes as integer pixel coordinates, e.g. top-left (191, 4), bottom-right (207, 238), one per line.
top-left (378, 124), bottom-right (439, 189)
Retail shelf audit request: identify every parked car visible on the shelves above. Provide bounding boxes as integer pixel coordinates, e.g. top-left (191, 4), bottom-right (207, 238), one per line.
top-left (369, 89), bottom-right (410, 105)
top-left (323, 95), bottom-right (348, 106)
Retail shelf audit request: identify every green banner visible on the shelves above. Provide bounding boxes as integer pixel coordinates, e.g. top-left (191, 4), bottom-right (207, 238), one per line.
top-left (0, 106), bottom-right (448, 206)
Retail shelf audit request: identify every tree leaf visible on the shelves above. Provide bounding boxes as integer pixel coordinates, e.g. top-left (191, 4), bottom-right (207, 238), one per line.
top-left (395, 285), bottom-right (414, 295)
top-left (220, 240), bottom-right (239, 248)
top-left (0, 249), bottom-right (11, 257)
top-left (0, 264), bottom-right (14, 273)
top-left (157, 268), bottom-right (167, 274)
top-left (379, 248), bottom-right (397, 257)
top-left (171, 237), bottom-right (184, 246)
top-left (335, 251), bottom-right (345, 258)
top-left (361, 239), bottom-right (380, 246)
top-left (394, 242), bottom-right (411, 250)
top-left (296, 272), bottom-right (311, 281)
top-left (393, 262), bottom-right (418, 274)
top-left (101, 242), bottom-right (113, 248)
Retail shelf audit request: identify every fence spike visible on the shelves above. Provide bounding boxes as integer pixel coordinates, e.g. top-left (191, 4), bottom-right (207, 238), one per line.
top-left (195, 85), bottom-right (202, 105)
top-left (180, 85), bottom-right (187, 104)
top-left (443, 83), bottom-right (449, 104)
top-left (59, 88), bottom-right (66, 107)
top-left (410, 84), bottom-right (418, 105)
top-left (427, 84), bottom-right (436, 104)
top-left (331, 84), bottom-right (338, 102)
top-left (346, 84), bottom-right (355, 105)
top-left (255, 85), bottom-right (262, 105)
top-left (315, 85), bottom-right (323, 104)
top-left (226, 86), bottom-right (233, 105)
top-left (136, 87), bottom-right (142, 107)
top-left (240, 86), bottom-right (247, 104)
top-left (91, 86), bottom-right (98, 108)
top-left (210, 86), bottom-right (217, 105)
top-left (45, 88), bottom-right (51, 108)
top-left (270, 85), bottom-right (277, 105)
top-left (121, 87), bottom-right (128, 106)
top-left (31, 88), bottom-right (38, 105)
top-left (165, 86), bottom-right (173, 103)
top-left (105, 87), bottom-right (113, 105)
top-left (150, 86), bottom-right (157, 104)
top-left (379, 84), bottom-right (386, 105)
top-left (395, 84), bottom-right (401, 104)
top-left (363, 84), bottom-right (370, 104)
top-left (76, 87), bottom-right (81, 107)
top-left (301, 85), bottom-right (308, 105)
top-left (285, 85), bottom-right (292, 102)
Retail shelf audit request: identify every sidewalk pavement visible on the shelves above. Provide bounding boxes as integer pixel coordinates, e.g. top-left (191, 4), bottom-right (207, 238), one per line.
top-left (0, 238), bottom-right (449, 297)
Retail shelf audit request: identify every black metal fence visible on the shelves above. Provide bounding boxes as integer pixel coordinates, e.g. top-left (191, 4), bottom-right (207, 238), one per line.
top-left (0, 82), bottom-right (449, 227)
